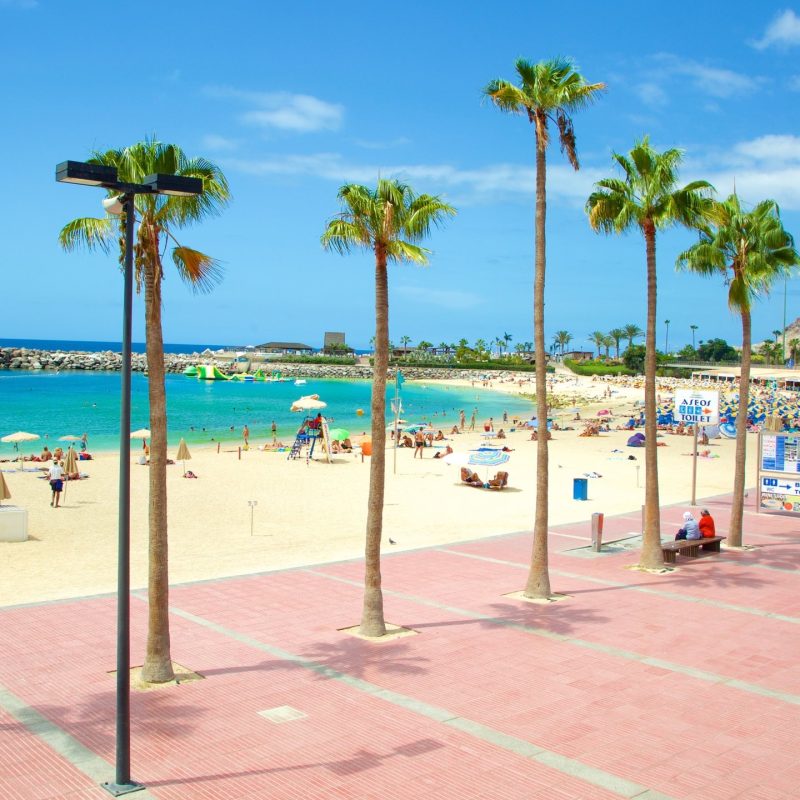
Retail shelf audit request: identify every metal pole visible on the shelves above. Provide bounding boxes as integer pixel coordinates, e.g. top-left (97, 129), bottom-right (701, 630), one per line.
top-left (103, 195), bottom-right (143, 796)
top-left (392, 373), bottom-right (399, 475)
top-left (691, 424), bottom-right (699, 506)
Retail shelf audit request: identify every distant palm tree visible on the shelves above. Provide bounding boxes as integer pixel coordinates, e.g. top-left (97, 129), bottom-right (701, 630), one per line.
top-left (554, 330), bottom-right (573, 354)
top-left (773, 329), bottom-right (782, 343)
top-left (485, 57), bottom-right (604, 601)
top-left (587, 137), bottom-right (712, 570)
top-left (322, 178), bottom-right (455, 636)
top-left (59, 138), bottom-right (230, 683)
top-left (690, 324), bottom-right (699, 349)
top-left (677, 195), bottom-right (797, 548)
top-left (622, 323), bottom-right (644, 350)
top-left (438, 341), bottom-right (450, 356)
top-left (789, 337), bottom-right (800, 363)
top-left (400, 335), bottom-right (411, 355)
top-left (664, 319), bottom-right (671, 353)
top-left (418, 340), bottom-right (433, 354)
top-left (608, 327), bottom-right (626, 358)
top-left (589, 330), bottom-right (607, 358)
top-left (474, 338), bottom-right (488, 359)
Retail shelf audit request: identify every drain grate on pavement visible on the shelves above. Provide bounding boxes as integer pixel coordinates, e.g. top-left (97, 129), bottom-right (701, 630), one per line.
top-left (258, 705), bottom-right (308, 723)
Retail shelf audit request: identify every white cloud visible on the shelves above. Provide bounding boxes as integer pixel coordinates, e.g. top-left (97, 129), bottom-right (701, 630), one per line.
top-left (395, 286), bottom-right (482, 310)
top-left (752, 9), bottom-right (800, 50)
top-left (733, 134), bottom-right (800, 163)
top-left (201, 134), bottom-right (239, 152)
top-left (206, 86), bottom-right (343, 133)
top-left (635, 82), bottom-right (667, 107)
top-left (223, 152), bottom-right (602, 205)
top-left (654, 54), bottom-right (760, 98)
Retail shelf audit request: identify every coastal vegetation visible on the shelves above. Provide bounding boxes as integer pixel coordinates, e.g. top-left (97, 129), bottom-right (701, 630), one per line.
top-left (485, 57), bottom-right (604, 600)
top-left (58, 139), bottom-right (230, 682)
top-left (678, 196), bottom-right (799, 547)
top-left (322, 179), bottom-right (455, 637)
top-left (563, 358), bottom-right (634, 376)
top-left (587, 137), bottom-right (713, 570)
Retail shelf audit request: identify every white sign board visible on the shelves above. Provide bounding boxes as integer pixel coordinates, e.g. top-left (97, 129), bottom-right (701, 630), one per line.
top-left (760, 475), bottom-right (800, 513)
top-left (673, 389), bottom-right (719, 425)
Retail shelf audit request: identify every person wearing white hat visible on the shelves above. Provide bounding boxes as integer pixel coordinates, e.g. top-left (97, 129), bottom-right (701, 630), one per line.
top-left (675, 511), bottom-right (701, 540)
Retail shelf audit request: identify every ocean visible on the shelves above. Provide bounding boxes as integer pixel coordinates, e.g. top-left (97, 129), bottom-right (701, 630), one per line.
top-left (0, 371), bottom-right (534, 457)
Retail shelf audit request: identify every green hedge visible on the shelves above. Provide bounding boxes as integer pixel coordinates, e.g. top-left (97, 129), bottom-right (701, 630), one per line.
top-left (386, 359), bottom-right (554, 373)
top-left (278, 355), bottom-right (357, 365)
top-left (564, 358), bottom-right (635, 376)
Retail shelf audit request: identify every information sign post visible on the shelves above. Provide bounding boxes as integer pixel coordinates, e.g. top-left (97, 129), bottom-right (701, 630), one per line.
top-left (757, 432), bottom-right (800, 514)
top-left (673, 389), bottom-right (720, 505)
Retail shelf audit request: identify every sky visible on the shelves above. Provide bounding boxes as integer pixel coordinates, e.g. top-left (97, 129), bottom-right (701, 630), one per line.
top-left (1, 1), bottom-right (800, 352)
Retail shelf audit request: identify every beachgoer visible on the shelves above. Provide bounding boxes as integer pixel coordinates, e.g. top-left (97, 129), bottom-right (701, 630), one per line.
top-left (469, 412), bottom-right (476, 431)
top-left (459, 410), bottom-right (466, 430)
top-left (460, 467), bottom-right (483, 487)
top-left (502, 410), bottom-right (508, 423)
top-left (700, 427), bottom-right (709, 446)
top-left (243, 425), bottom-right (250, 447)
top-left (401, 434), bottom-right (413, 448)
top-left (414, 430), bottom-right (425, 459)
top-left (53, 447), bottom-right (64, 461)
top-left (496, 429), bottom-right (506, 439)
top-left (80, 432), bottom-right (88, 452)
top-left (48, 460), bottom-right (65, 508)
top-left (699, 509), bottom-right (716, 538)
top-left (450, 425), bottom-right (459, 435)
top-left (271, 420), bottom-right (277, 441)
top-left (434, 430), bottom-right (445, 441)
top-left (39, 446), bottom-right (52, 462)
top-left (433, 445), bottom-right (453, 459)
top-left (675, 511), bottom-right (701, 540)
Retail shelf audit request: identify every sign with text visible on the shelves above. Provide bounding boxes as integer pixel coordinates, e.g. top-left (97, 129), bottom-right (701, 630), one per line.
top-left (761, 433), bottom-right (800, 474)
top-left (760, 475), bottom-right (800, 513)
top-left (673, 389), bottom-right (720, 425)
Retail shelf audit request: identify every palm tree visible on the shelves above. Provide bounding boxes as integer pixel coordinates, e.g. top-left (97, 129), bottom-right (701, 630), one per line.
top-left (664, 319), bottom-right (671, 354)
top-left (587, 137), bottom-right (712, 570)
top-left (418, 340), bottom-right (433, 354)
top-left (602, 334), bottom-right (615, 358)
top-left (677, 195), bottom-right (798, 547)
top-left (485, 57), bottom-right (604, 600)
top-left (554, 330), bottom-right (572, 354)
top-left (789, 337), bottom-right (800, 363)
top-left (438, 341), bottom-right (450, 357)
top-left (322, 179), bottom-right (455, 636)
top-left (622, 323), bottom-right (644, 350)
top-left (400, 335), bottom-right (411, 355)
top-left (59, 139), bottom-right (230, 682)
top-left (503, 331), bottom-right (513, 354)
top-left (589, 330), bottom-right (606, 358)
top-left (773, 329), bottom-right (782, 343)
top-left (690, 324), bottom-right (699, 349)
top-left (474, 338), bottom-right (488, 359)
top-left (608, 327), bottom-right (626, 359)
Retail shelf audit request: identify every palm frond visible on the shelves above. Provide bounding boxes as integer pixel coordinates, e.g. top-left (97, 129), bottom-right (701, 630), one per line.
top-left (58, 216), bottom-right (115, 254)
top-left (171, 246), bottom-right (223, 294)
top-left (387, 241), bottom-right (430, 265)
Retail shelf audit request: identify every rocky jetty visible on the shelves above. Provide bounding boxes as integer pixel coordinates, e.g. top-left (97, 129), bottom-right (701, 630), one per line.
top-left (0, 347), bottom-right (520, 382)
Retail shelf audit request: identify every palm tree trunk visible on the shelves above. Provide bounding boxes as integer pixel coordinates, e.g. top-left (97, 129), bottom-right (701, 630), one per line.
top-left (524, 132), bottom-right (552, 599)
top-left (140, 234), bottom-right (174, 683)
top-left (640, 222), bottom-right (663, 569)
top-left (729, 308), bottom-right (751, 547)
top-left (360, 246), bottom-right (388, 636)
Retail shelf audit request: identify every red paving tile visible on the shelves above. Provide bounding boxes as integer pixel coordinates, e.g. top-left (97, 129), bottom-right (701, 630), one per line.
top-left (0, 494), bottom-right (797, 799)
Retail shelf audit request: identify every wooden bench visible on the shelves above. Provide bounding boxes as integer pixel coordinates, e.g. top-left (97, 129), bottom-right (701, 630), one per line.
top-left (661, 536), bottom-right (726, 564)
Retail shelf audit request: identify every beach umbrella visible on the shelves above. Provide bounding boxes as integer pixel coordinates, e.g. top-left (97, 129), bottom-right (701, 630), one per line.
top-left (0, 471), bottom-right (10, 505)
top-left (290, 395), bottom-right (327, 412)
top-left (176, 438), bottom-right (192, 475)
top-left (130, 429), bottom-right (151, 439)
top-left (468, 449), bottom-right (510, 468)
top-left (59, 435), bottom-right (81, 442)
top-left (1, 431), bottom-right (39, 470)
top-left (327, 428), bottom-right (349, 442)
top-left (62, 447), bottom-right (78, 499)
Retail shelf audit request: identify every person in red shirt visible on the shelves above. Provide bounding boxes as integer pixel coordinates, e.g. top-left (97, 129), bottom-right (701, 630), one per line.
top-left (699, 508), bottom-right (716, 538)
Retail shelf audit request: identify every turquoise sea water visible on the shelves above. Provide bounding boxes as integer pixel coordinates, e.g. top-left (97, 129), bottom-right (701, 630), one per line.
top-left (0, 371), bottom-right (534, 456)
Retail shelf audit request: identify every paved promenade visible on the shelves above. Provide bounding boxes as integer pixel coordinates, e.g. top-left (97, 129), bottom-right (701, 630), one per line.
top-left (1, 494), bottom-right (798, 799)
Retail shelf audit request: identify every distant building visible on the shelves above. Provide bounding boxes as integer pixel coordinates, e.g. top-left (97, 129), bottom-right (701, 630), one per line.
top-left (324, 331), bottom-right (346, 348)
top-left (563, 350), bottom-right (593, 362)
top-left (255, 341), bottom-right (314, 354)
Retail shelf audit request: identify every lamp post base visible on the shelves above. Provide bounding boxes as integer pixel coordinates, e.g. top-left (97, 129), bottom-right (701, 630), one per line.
top-left (101, 780), bottom-right (145, 796)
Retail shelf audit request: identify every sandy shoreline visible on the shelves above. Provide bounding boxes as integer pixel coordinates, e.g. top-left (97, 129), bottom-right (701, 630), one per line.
top-left (0, 371), bottom-right (758, 608)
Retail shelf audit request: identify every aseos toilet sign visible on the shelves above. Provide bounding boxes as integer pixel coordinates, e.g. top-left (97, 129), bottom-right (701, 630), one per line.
top-left (673, 389), bottom-right (720, 425)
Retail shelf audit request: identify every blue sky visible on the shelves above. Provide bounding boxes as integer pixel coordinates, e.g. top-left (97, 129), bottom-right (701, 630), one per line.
top-left (2, 1), bottom-right (800, 351)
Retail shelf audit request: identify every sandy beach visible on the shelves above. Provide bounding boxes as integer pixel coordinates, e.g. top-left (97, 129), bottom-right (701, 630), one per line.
top-left (0, 373), bottom-right (759, 607)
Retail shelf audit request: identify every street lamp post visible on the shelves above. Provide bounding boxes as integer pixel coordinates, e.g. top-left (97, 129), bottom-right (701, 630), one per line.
top-left (55, 161), bottom-right (202, 797)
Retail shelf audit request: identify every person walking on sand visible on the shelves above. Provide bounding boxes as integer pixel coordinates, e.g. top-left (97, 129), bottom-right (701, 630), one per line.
top-left (80, 432), bottom-right (88, 452)
top-left (271, 420), bottom-right (277, 442)
top-left (460, 409), bottom-right (465, 431)
top-left (413, 429), bottom-right (425, 459)
top-left (48, 460), bottom-right (65, 508)
top-left (243, 424), bottom-right (250, 448)
top-left (469, 411), bottom-right (476, 431)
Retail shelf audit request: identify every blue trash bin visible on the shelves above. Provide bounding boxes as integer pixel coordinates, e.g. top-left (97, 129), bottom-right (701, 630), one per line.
top-left (573, 477), bottom-right (588, 501)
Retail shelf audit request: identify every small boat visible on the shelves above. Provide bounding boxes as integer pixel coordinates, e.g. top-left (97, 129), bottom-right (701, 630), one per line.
top-left (294, 379), bottom-right (307, 386)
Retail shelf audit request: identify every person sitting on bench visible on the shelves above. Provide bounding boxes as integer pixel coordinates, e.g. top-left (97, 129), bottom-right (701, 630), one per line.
top-left (675, 511), bottom-right (701, 540)
top-left (699, 508), bottom-right (716, 538)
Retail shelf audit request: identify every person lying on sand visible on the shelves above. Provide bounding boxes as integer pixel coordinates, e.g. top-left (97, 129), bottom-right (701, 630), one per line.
top-left (433, 446), bottom-right (454, 459)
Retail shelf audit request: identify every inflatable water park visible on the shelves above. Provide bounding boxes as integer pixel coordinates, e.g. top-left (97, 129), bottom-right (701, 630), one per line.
top-left (183, 364), bottom-right (292, 382)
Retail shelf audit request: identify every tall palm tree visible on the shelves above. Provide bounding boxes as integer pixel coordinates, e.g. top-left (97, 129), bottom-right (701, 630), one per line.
top-left (664, 319), bottom-right (671, 353)
top-left (608, 327), bottom-right (626, 359)
top-left (677, 195), bottom-right (798, 547)
top-left (589, 330), bottom-right (607, 358)
top-left (554, 330), bottom-right (572, 354)
top-left (772, 329), bottom-right (782, 343)
top-left (587, 137), bottom-right (712, 570)
top-left (475, 338), bottom-right (488, 359)
top-left (690, 324), bottom-right (699, 349)
top-left (400, 335), bottom-right (411, 355)
top-left (322, 179), bottom-right (455, 635)
top-left (485, 57), bottom-right (604, 599)
top-left (59, 139), bottom-right (230, 682)
top-left (622, 323), bottom-right (644, 350)
top-left (789, 337), bottom-right (800, 363)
